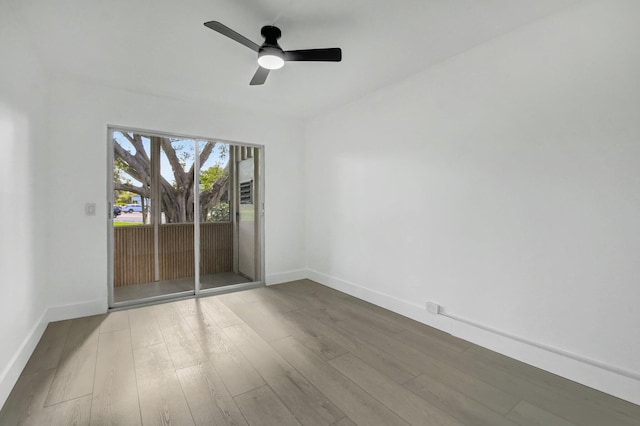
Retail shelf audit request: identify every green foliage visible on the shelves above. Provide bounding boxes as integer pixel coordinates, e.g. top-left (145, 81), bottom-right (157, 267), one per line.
top-left (116, 191), bottom-right (136, 205)
top-left (113, 158), bottom-right (131, 185)
top-left (200, 165), bottom-right (227, 191)
top-left (208, 202), bottom-right (230, 222)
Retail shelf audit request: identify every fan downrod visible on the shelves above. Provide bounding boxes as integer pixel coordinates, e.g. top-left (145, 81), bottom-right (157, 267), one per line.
top-left (259, 26), bottom-right (283, 52)
top-left (260, 26), bottom-right (282, 46)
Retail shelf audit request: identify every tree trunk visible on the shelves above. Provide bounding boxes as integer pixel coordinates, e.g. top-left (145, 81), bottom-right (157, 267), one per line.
top-left (113, 133), bottom-right (225, 224)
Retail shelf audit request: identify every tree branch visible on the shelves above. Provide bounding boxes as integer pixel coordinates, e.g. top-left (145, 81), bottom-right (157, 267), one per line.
top-left (160, 138), bottom-right (187, 190)
top-left (120, 132), bottom-right (149, 161)
top-left (200, 174), bottom-right (229, 212)
top-left (186, 141), bottom-right (216, 188)
top-left (199, 142), bottom-right (217, 171)
top-left (114, 182), bottom-right (150, 198)
top-left (113, 137), bottom-right (151, 184)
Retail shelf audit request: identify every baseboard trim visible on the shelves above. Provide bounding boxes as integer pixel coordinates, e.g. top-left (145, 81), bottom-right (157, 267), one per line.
top-left (0, 298), bottom-right (108, 409)
top-left (46, 298), bottom-right (107, 322)
top-left (305, 268), bottom-right (640, 405)
top-left (266, 269), bottom-right (307, 286)
top-left (0, 310), bottom-right (48, 410)
top-left (305, 268), bottom-right (453, 332)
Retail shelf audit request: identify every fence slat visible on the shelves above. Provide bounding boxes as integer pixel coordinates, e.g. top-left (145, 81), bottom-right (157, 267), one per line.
top-left (113, 222), bottom-right (233, 287)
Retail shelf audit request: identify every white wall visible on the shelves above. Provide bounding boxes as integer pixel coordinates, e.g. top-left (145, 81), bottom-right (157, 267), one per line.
top-left (305, 0), bottom-right (640, 403)
top-left (44, 74), bottom-right (306, 313)
top-left (0, 1), bottom-right (50, 406)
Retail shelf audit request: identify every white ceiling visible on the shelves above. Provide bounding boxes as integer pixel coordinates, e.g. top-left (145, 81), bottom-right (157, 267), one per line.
top-left (16, 0), bottom-right (579, 118)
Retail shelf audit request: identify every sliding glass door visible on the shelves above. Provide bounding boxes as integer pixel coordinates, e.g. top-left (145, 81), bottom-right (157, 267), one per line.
top-left (108, 128), bottom-right (263, 307)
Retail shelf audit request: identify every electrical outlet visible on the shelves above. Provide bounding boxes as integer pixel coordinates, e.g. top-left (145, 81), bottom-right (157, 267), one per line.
top-left (426, 301), bottom-right (441, 315)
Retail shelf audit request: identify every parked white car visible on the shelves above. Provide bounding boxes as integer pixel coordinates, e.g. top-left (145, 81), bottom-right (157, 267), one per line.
top-left (122, 204), bottom-right (143, 213)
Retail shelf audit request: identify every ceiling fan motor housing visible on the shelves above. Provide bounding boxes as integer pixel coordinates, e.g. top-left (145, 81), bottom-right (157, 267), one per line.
top-left (260, 25), bottom-right (282, 47)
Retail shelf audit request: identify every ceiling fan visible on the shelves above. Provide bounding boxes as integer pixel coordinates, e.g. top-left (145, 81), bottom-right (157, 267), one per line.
top-left (204, 21), bottom-right (342, 85)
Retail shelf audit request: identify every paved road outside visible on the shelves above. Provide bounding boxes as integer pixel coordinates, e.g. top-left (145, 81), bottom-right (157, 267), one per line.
top-left (115, 211), bottom-right (144, 223)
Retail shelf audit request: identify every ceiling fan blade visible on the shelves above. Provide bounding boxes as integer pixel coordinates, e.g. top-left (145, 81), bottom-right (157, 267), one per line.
top-left (284, 48), bottom-right (342, 62)
top-left (249, 67), bottom-right (270, 85)
top-left (204, 21), bottom-right (260, 52)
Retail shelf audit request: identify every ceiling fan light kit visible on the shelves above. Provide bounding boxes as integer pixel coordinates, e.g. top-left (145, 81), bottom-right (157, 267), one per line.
top-left (204, 21), bottom-right (342, 85)
top-left (258, 48), bottom-right (285, 70)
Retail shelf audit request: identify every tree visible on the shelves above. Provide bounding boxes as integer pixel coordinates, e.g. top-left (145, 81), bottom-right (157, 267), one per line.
top-left (116, 191), bottom-right (136, 206)
top-left (200, 164), bottom-right (226, 191)
top-left (113, 132), bottom-right (229, 223)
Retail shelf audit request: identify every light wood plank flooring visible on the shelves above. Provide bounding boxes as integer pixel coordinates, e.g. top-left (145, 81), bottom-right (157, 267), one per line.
top-left (2, 279), bottom-right (639, 425)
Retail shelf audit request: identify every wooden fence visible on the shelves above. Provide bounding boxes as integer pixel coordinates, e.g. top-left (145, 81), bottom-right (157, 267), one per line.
top-left (113, 222), bottom-right (233, 287)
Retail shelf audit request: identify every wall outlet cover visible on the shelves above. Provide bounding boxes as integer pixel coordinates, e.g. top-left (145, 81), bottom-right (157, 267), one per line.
top-left (426, 301), bottom-right (441, 315)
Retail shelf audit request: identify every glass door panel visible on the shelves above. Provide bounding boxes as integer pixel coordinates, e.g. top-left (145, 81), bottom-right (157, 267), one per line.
top-left (197, 141), bottom-right (247, 290)
top-left (111, 132), bottom-right (195, 304)
top-left (157, 137), bottom-right (196, 294)
top-left (237, 147), bottom-right (256, 281)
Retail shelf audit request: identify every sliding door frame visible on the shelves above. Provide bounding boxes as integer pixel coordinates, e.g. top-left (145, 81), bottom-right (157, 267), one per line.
top-left (106, 125), bottom-right (265, 309)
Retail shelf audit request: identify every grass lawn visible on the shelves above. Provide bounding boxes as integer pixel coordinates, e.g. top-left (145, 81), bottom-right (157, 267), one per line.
top-left (113, 221), bottom-right (142, 227)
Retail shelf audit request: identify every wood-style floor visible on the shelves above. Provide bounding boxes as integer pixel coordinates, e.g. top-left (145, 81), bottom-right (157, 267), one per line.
top-left (1, 280), bottom-right (639, 425)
